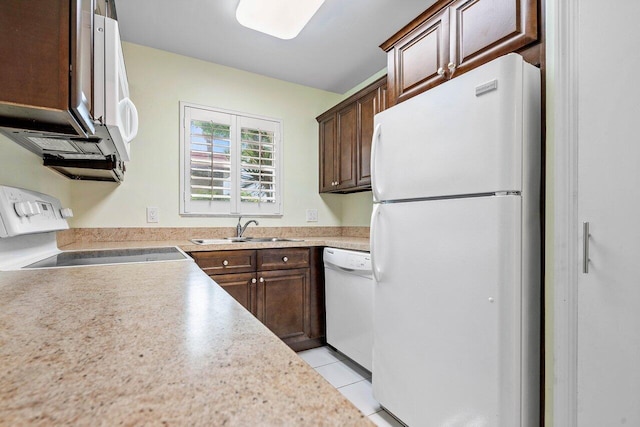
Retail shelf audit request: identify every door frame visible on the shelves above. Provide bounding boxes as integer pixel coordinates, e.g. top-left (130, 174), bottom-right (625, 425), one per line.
top-left (551, 0), bottom-right (580, 425)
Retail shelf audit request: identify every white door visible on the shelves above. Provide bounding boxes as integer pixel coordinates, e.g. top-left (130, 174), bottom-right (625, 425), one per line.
top-left (371, 53), bottom-right (539, 202)
top-left (574, 1), bottom-right (640, 425)
top-left (371, 195), bottom-right (539, 426)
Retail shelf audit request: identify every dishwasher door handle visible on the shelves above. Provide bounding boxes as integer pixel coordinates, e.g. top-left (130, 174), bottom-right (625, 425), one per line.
top-left (327, 264), bottom-right (356, 272)
top-left (325, 264), bottom-right (372, 275)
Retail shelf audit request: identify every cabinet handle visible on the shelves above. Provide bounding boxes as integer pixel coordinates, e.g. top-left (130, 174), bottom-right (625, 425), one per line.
top-left (259, 277), bottom-right (265, 283)
top-left (251, 278), bottom-right (257, 284)
top-left (282, 256), bottom-right (288, 263)
top-left (437, 67), bottom-right (445, 76)
top-left (448, 62), bottom-right (456, 74)
top-left (583, 222), bottom-right (590, 274)
top-left (222, 260), bottom-right (229, 266)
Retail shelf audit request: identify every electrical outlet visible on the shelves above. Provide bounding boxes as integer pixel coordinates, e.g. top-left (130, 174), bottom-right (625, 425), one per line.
top-left (146, 207), bottom-right (159, 223)
top-left (306, 209), bottom-right (318, 222)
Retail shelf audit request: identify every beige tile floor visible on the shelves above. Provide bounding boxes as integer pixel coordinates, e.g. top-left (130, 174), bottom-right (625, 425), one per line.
top-left (297, 346), bottom-right (404, 426)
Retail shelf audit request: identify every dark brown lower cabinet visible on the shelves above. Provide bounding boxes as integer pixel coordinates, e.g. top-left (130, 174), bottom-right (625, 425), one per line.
top-left (209, 272), bottom-right (256, 313)
top-left (190, 247), bottom-right (324, 351)
top-left (256, 268), bottom-right (311, 349)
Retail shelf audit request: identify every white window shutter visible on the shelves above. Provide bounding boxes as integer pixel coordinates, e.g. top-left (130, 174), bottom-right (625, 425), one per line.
top-left (180, 102), bottom-right (282, 216)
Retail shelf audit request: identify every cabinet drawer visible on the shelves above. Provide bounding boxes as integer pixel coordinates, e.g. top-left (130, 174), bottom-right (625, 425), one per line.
top-left (190, 250), bottom-right (256, 274)
top-left (257, 248), bottom-right (310, 270)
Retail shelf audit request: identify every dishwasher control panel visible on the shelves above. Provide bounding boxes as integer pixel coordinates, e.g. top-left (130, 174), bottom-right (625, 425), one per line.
top-left (324, 247), bottom-right (372, 273)
top-left (346, 253), bottom-right (371, 270)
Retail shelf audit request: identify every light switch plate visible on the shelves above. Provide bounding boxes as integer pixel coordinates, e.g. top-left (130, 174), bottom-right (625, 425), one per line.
top-left (146, 207), bottom-right (159, 223)
top-left (306, 209), bottom-right (318, 222)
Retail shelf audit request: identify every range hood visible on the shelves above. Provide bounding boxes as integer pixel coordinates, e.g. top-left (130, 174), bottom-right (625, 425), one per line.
top-left (0, 126), bottom-right (125, 182)
top-left (44, 154), bottom-right (125, 182)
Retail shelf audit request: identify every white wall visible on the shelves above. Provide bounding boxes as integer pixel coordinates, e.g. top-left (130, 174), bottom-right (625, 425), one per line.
top-left (69, 42), bottom-right (375, 228)
top-left (0, 134), bottom-right (72, 207)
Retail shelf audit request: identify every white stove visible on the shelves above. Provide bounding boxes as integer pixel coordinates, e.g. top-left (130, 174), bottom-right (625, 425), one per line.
top-left (0, 186), bottom-right (189, 270)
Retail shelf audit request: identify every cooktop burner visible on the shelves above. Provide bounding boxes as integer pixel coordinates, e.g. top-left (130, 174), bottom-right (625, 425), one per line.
top-left (24, 247), bottom-right (188, 269)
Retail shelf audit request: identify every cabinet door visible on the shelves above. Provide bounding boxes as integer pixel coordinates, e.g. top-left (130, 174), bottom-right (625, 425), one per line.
top-left (0, 0), bottom-right (93, 136)
top-left (574, 2), bottom-right (640, 425)
top-left (210, 272), bottom-right (256, 314)
top-left (0, 0), bottom-right (69, 112)
top-left (389, 8), bottom-right (449, 106)
top-left (336, 104), bottom-right (358, 189)
top-left (449, 0), bottom-right (537, 77)
top-left (256, 268), bottom-right (311, 343)
top-left (378, 85), bottom-right (388, 112)
top-left (356, 88), bottom-right (380, 187)
top-left (318, 115), bottom-right (337, 192)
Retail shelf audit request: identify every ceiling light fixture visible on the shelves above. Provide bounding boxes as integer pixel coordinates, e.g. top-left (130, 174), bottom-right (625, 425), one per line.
top-left (236, 0), bottom-right (325, 40)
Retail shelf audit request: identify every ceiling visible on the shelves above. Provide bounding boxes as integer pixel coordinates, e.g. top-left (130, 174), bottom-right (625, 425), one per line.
top-left (116, 0), bottom-right (436, 94)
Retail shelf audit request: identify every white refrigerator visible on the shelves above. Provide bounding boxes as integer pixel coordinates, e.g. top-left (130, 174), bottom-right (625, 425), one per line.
top-left (370, 53), bottom-right (540, 427)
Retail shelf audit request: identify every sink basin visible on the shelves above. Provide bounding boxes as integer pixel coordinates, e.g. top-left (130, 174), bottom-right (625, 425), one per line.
top-left (190, 237), bottom-right (303, 245)
top-left (190, 239), bottom-right (231, 245)
top-left (231, 237), bottom-right (304, 243)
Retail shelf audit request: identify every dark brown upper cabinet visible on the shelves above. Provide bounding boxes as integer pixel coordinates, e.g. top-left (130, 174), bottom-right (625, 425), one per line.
top-left (0, 0), bottom-right (95, 136)
top-left (336, 103), bottom-right (358, 190)
top-left (387, 8), bottom-right (450, 105)
top-left (317, 76), bottom-right (387, 194)
top-left (318, 115), bottom-right (337, 193)
top-left (381, 0), bottom-right (539, 106)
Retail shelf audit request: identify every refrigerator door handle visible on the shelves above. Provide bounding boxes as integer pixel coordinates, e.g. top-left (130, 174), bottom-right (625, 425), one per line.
top-left (371, 123), bottom-right (382, 202)
top-left (370, 204), bottom-right (382, 282)
top-left (583, 221), bottom-right (590, 274)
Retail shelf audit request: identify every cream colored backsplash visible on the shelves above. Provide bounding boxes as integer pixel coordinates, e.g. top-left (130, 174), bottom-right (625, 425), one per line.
top-left (0, 42), bottom-right (376, 228)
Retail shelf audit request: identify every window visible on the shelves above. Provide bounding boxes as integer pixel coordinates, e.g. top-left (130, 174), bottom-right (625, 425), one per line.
top-left (180, 102), bottom-right (283, 216)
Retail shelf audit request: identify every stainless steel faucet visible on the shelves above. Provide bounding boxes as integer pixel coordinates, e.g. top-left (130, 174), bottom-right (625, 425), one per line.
top-left (236, 216), bottom-right (259, 238)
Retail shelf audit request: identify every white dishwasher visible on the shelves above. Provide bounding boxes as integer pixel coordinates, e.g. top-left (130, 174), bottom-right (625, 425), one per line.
top-left (324, 247), bottom-right (373, 372)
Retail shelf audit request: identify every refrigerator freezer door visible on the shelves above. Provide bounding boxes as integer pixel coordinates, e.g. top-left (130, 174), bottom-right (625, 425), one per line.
top-left (371, 53), bottom-right (539, 202)
top-left (371, 195), bottom-right (533, 426)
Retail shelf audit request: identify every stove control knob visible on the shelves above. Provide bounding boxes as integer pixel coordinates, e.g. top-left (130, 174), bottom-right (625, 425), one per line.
top-left (14, 201), bottom-right (42, 218)
top-left (60, 208), bottom-right (74, 218)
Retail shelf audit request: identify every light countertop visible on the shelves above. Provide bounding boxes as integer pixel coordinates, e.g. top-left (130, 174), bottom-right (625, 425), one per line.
top-left (0, 259), bottom-right (372, 425)
top-left (60, 236), bottom-right (371, 253)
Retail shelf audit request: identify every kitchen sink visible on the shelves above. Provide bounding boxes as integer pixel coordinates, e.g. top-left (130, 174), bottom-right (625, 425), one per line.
top-left (190, 237), bottom-right (303, 245)
top-left (238, 237), bottom-right (304, 242)
top-left (190, 239), bottom-right (231, 245)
